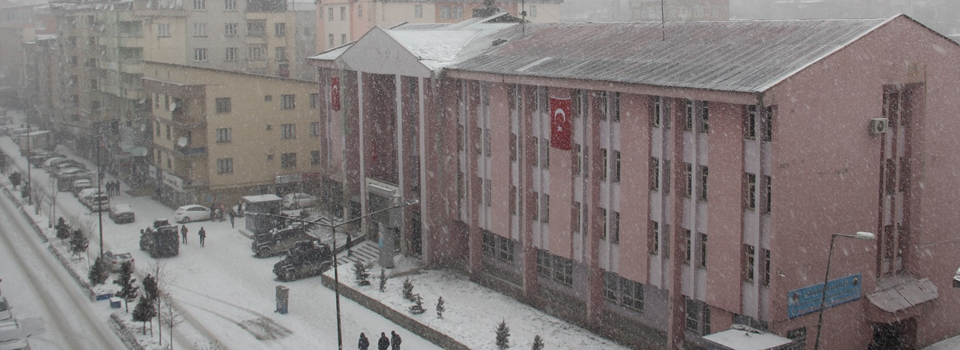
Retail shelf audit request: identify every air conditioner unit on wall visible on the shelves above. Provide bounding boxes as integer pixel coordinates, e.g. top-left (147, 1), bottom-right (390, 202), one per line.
top-left (869, 118), bottom-right (888, 135)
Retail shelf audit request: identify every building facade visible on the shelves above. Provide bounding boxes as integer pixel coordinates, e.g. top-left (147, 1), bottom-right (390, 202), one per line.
top-left (144, 61), bottom-right (320, 207)
top-left (312, 15), bottom-right (960, 350)
top-left (629, 0), bottom-right (729, 22)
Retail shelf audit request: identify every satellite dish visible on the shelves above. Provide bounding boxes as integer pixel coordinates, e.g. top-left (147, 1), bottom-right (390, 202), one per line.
top-left (177, 137), bottom-right (187, 147)
top-left (101, 50), bottom-right (105, 56)
top-left (95, 4), bottom-right (101, 9)
top-left (146, 1), bottom-right (152, 9)
top-left (169, 101), bottom-right (177, 111)
top-left (169, 2), bottom-right (175, 9)
top-left (109, 4), bottom-right (114, 10)
top-left (140, 124), bottom-right (146, 131)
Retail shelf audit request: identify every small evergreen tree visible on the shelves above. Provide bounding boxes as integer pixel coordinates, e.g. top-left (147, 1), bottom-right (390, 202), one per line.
top-left (436, 296), bottom-right (445, 319)
top-left (132, 296), bottom-right (156, 335)
top-left (495, 320), bottom-right (511, 350)
top-left (88, 256), bottom-right (110, 286)
top-left (531, 335), bottom-right (544, 350)
top-left (8, 172), bottom-right (20, 188)
top-left (55, 218), bottom-right (71, 242)
top-left (402, 278), bottom-right (414, 301)
top-left (113, 261), bottom-right (139, 312)
top-left (409, 294), bottom-right (426, 314)
top-left (353, 261), bottom-right (371, 286)
top-left (69, 228), bottom-right (88, 258)
top-left (379, 268), bottom-right (387, 292)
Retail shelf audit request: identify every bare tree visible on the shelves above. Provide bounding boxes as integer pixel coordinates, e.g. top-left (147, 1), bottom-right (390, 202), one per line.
top-left (159, 297), bottom-right (183, 349)
top-left (149, 261), bottom-right (177, 346)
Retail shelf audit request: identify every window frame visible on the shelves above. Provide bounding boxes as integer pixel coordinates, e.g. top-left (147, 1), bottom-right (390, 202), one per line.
top-left (281, 123), bottom-right (296, 139)
top-left (280, 152), bottom-right (297, 168)
top-left (280, 94), bottom-right (295, 110)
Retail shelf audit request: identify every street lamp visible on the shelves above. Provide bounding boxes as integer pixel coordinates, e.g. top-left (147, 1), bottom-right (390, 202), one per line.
top-left (813, 231), bottom-right (875, 350)
top-left (251, 197), bottom-right (419, 350)
top-left (63, 122), bottom-right (106, 258)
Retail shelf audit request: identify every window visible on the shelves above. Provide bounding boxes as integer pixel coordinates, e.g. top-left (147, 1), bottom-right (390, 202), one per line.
top-left (358, 4), bottom-right (362, 17)
top-left (684, 100), bottom-right (694, 131)
top-left (685, 298), bottom-right (711, 335)
top-left (340, 6), bottom-right (346, 20)
top-left (531, 191), bottom-right (539, 221)
top-left (663, 160), bottom-right (671, 193)
top-left (746, 173), bottom-right (757, 210)
top-left (157, 23), bottom-right (170, 37)
top-left (650, 157), bottom-right (660, 191)
top-left (613, 150), bottom-right (621, 182)
top-left (761, 248), bottom-right (771, 286)
top-left (275, 47), bottom-right (286, 61)
top-left (225, 23), bottom-right (238, 36)
top-left (541, 194), bottom-right (549, 223)
top-left (224, 0), bottom-right (236, 11)
top-left (193, 0), bottom-right (205, 10)
top-left (440, 6), bottom-right (450, 19)
top-left (216, 128), bottom-right (232, 143)
top-left (484, 129), bottom-right (492, 157)
top-left (599, 208), bottom-right (607, 239)
top-left (683, 229), bottom-right (692, 264)
top-left (611, 211), bottom-right (620, 244)
top-left (583, 145), bottom-right (589, 178)
top-left (510, 133), bottom-right (518, 162)
top-left (699, 165), bottom-right (708, 201)
top-left (453, 5), bottom-right (463, 19)
top-left (762, 175), bottom-right (771, 214)
top-left (510, 186), bottom-right (517, 215)
top-left (536, 249), bottom-right (551, 277)
top-left (328, 7), bottom-right (333, 21)
top-left (541, 137), bottom-right (549, 168)
top-left (281, 94), bottom-right (295, 109)
top-left (498, 236), bottom-right (514, 262)
top-left (275, 23), bottom-right (286, 36)
top-left (684, 163), bottom-right (692, 198)
top-left (165, 125), bottom-right (171, 140)
top-left (699, 101), bottom-right (709, 133)
top-left (194, 48), bottom-right (208, 62)
top-left (745, 106), bottom-right (757, 140)
top-left (310, 122), bottom-right (320, 137)
top-left (530, 4), bottom-right (538, 17)
top-left (699, 233), bottom-right (708, 268)
top-left (663, 224), bottom-right (671, 259)
top-left (217, 158), bottom-right (233, 174)
top-left (601, 148), bottom-right (608, 181)
top-left (484, 179), bottom-right (492, 207)
top-left (482, 231), bottom-right (495, 257)
top-left (156, 121), bottom-right (160, 136)
top-left (621, 278), bottom-right (644, 312)
top-left (603, 271), bottom-right (619, 301)
top-left (573, 144), bottom-right (581, 175)
top-left (281, 153), bottom-right (297, 168)
top-left (762, 107), bottom-right (773, 141)
top-left (90, 79), bottom-right (98, 90)
top-left (652, 96), bottom-right (662, 127)
top-left (744, 244), bottom-right (755, 282)
top-left (787, 328), bottom-right (807, 349)
top-left (225, 47), bottom-right (239, 61)
top-left (215, 98), bottom-right (231, 113)
top-left (414, 4), bottom-right (423, 18)
top-left (553, 256), bottom-right (573, 286)
top-left (341, 34), bottom-right (347, 45)
top-left (193, 22), bottom-right (206, 37)
top-left (328, 34), bottom-right (334, 47)
top-left (310, 93), bottom-right (319, 109)
top-left (531, 138), bottom-right (538, 165)
top-left (609, 92), bottom-right (620, 122)
top-left (281, 123), bottom-right (296, 139)
top-left (311, 151), bottom-right (320, 166)
top-left (572, 202), bottom-right (581, 232)
top-left (649, 221), bottom-right (659, 255)
top-left (247, 20), bottom-right (265, 37)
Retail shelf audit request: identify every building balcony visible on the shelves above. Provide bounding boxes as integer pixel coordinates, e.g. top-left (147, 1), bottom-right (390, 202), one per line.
top-left (174, 145), bottom-right (206, 157)
top-left (171, 111), bottom-right (206, 127)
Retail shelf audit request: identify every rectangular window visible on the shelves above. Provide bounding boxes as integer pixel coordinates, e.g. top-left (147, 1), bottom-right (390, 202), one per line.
top-left (165, 125), bottom-right (171, 140)
top-left (281, 94), bottom-right (295, 109)
top-left (530, 4), bottom-right (538, 17)
top-left (744, 244), bottom-right (756, 283)
top-left (761, 248), bottom-right (771, 286)
top-left (510, 186), bottom-right (517, 215)
top-left (541, 137), bottom-right (549, 168)
top-left (482, 231), bottom-right (494, 257)
top-left (613, 150), bottom-right (621, 182)
top-left (541, 194), bottom-right (549, 223)
top-left (699, 101), bottom-right (709, 133)
top-left (651, 157), bottom-right (660, 191)
top-left (762, 107), bottom-right (773, 141)
top-left (440, 6), bottom-right (450, 19)
top-left (309, 122), bottom-right (320, 137)
top-left (600, 92), bottom-right (609, 121)
top-left (453, 5), bottom-right (463, 19)
top-left (572, 202), bottom-right (581, 233)
top-left (193, 22), bottom-right (206, 37)
top-left (611, 92), bottom-right (621, 122)
top-left (193, 0), bottom-right (205, 10)
top-left (603, 271), bottom-right (619, 301)
top-left (414, 4), bottom-right (423, 18)
top-left (573, 144), bottom-right (581, 175)
top-left (621, 278), bottom-right (644, 312)
top-left (157, 23), bottom-right (170, 37)
top-left (684, 163), bottom-right (692, 198)
top-left (649, 221), bottom-right (660, 255)
top-left (663, 224), bottom-right (671, 259)
top-left (699, 233), bottom-right (708, 268)
top-left (536, 249), bottom-right (551, 277)
top-left (215, 128), bottom-right (232, 143)
top-left (601, 148), bottom-right (608, 181)
top-left (311, 151), bottom-right (320, 166)
top-left (746, 173), bottom-right (757, 210)
top-left (340, 7), bottom-right (346, 20)
top-left (652, 96), bottom-right (662, 127)
top-left (683, 229), bottom-right (692, 264)
top-left (275, 23), bottom-right (286, 36)
top-left (484, 129), bottom-right (492, 157)
top-left (310, 93), bottom-right (319, 109)
top-left (663, 160), bottom-right (671, 193)
top-left (746, 106), bottom-right (757, 140)
top-left (328, 7), bottom-right (333, 21)
top-left (787, 328), bottom-right (807, 349)
top-left (281, 123), bottom-right (296, 139)
top-left (247, 20), bottom-right (265, 37)
top-left (531, 192), bottom-right (539, 221)
top-left (225, 47), bottom-right (239, 61)
top-left (225, 23), bottom-right (238, 36)
top-left (194, 48), bottom-right (207, 62)
top-left (583, 145), bottom-right (589, 178)
top-left (686, 297), bottom-right (699, 331)
top-left (281, 153), bottom-right (297, 168)
top-left (611, 211), bottom-right (620, 244)
top-left (599, 208), bottom-right (607, 239)
top-left (553, 256), bottom-right (573, 286)
top-left (328, 34), bottom-right (334, 47)
top-left (224, 0), bottom-right (236, 11)
top-left (510, 133), bottom-right (517, 161)
top-left (498, 236), bottom-right (514, 262)
top-left (358, 4), bottom-right (362, 18)
top-left (684, 100), bottom-right (693, 131)
top-left (763, 175), bottom-right (772, 214)
top-left (699, 165), bottom-right (709, 201)
top-left (531, 138), bottom-right (538, 166)
top-left (275, 47), bottom-right (286, 61)
top-left (484, 179), bottom-right (492, 207)
top-left (477, 127), bottom-right (485, 156)
top-left (215, 98), bottom-right (231, 113)
top-left (341, 34), bottom-right (346, 45)
top-left (217, 158), bottom-right (233, 174)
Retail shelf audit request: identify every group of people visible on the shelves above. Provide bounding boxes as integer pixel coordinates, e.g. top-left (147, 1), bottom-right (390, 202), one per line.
top-left (104, 180), bottom-right (121, 196)
top-left (358, 331), bottom-right (401, 350)
top-left (180, 224), bottom-right (206, 247)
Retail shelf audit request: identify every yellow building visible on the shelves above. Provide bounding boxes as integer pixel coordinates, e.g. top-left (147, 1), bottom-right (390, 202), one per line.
top-left (144, 61), bottom-right (320, 207)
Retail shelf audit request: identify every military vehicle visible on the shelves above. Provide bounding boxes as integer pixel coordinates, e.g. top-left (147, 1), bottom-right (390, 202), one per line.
top-left (272, 241), bottom-right (333, 281)
top-left (252, 223), bottom-right (313, 258)
top-left (139, 219), bottom-right (180, 258)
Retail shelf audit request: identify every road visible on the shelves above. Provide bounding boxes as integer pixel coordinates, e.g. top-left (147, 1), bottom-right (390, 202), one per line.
top-left (0, 187), bottom-right (127, 349)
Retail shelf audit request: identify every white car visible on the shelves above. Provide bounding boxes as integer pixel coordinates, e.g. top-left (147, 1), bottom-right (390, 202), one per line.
top-left (282, 193), bottom-right (317, 209)
top-left (56, 167), bottom-right (86, 178)
top-left (174, 204), bottom-right (211, 223)
top-left (103, 251), bottom-right (134, 272)
top-left (0, 297), bottom-right (10, 321)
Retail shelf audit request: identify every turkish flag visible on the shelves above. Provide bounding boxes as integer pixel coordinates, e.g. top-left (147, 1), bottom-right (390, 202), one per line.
top-left (550, 96), bottom-right (572, 150)
top-left (331, 76), bottom-right (341, 111)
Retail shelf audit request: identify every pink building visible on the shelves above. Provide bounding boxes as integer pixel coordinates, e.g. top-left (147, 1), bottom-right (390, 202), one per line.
top-left (310, 14), bottom-right (960, 350)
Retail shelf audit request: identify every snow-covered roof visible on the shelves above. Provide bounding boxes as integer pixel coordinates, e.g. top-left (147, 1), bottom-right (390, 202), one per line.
top-left (243, 194), bottom-right (281, 203)
top-left (702, 329), bottom-right (793, 350)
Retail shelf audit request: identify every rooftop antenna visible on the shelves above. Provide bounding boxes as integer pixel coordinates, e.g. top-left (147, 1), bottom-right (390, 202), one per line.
top-left (521, 0), bottom-right (526, 37)
top-left (661, 0), bottom-right (666, 41)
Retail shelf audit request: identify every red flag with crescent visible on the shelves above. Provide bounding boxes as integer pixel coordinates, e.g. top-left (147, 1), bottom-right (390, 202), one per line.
top-left (550, 96), bottom-right (572, 150)
top-left (331, 76), bottom-right (341, 111)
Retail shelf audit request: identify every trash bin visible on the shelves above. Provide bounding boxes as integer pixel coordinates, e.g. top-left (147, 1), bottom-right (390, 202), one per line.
top-left (110, 297), bottom-right (122, 309)
top-left (276, 285), bottom-right (289, 314)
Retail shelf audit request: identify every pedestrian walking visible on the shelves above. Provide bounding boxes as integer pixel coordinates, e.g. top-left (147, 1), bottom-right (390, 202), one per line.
top-left (358, 333), bottom-right (370, 350)
top-left (228, 209), bottom-right (236, 228)
top-left (220, 203), bottom-right (227, 222)
top-left (199, 227), bottom-right (206, 247)
top-left (209, 205), bottom-right (216, 220)
top-left (390, 331), bottom-right (402, 350)
top-left (377, 332), bottom-right (390, 350)
top-left (180, 225), bottom-right (188, 244)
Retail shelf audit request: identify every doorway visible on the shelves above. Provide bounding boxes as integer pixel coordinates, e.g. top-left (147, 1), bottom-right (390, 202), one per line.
top-left (869, 318), bottom-right (916, 350)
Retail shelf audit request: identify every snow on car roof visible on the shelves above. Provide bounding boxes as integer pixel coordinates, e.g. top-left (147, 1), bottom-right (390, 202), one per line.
top-left (244, 194), bottom-right (282, 203)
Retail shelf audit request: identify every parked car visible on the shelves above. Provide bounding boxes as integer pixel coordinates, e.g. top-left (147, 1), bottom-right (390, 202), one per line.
top-left (174, 204), bottom-right (211, 223)
top-left (282, 193), bottom-right (317, 209)
top-left (0, 297), bottom-right (10, 321)
top-left (71, 179), bottom-right (93, 196)
top-left (108, 203), bottom-right (135, 224)
top-left (56, 167), bottom-right (87, 178)
top-left (42, 156), bottom-right (66, 170)
top-left (57, 173), bottom-right (92, 192)
top-left (54, 160), bottom-right (87, 173)
top-left (77, 188), bottom-right (108, 211)
top-left (103, 251), bottom-right (134, 272)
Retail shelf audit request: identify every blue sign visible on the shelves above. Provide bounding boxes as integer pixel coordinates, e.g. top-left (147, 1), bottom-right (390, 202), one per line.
top-left (788, 273), bottom-right (862, 319)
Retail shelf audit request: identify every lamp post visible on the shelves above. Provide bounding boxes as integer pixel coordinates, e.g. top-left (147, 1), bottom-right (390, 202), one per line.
top-left (251, 197), bottom-right (419, 350)
top-left (813, 231), bottom-right (875, 350)
top-left (63, 122), bottom-right (106, 258)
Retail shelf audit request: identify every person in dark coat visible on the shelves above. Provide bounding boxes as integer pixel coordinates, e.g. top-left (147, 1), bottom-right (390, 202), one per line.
top-left (377, 332), bottom-right (390, 350)
top-left (390, 331), bottom-right (401, 350)
top-left (180, 225), bottom-right (188, 244)
top-left (228, 209), bottom-right (236, 228)
top-left (198, 227), bottom-right (206, 247)
top-left (358, 333), bottom-right (370, 350)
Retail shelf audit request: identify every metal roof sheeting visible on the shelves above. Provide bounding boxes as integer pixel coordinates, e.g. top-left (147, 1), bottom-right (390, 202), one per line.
top-left (450, 17), bottom-right (894, 93)
top-left (866, 276), bottom-right (939, 313)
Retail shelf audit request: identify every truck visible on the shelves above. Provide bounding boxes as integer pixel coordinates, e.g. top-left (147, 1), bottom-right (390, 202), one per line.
top-left (251, 222), bottom-right (313, 258)
top-left (139, 219), bottom-right (179, 258)
top-left (272, 241), bottom-right (333, 282)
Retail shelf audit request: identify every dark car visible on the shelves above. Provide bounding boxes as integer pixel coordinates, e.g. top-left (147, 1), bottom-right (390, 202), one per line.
top-left (109, 203), bottom-right (135, 224)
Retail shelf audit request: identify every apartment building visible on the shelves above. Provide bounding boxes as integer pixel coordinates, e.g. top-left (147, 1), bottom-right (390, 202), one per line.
top-left (311, 14), bottom-right (960, 349)
top-left (316, 0), bottom-right (562, 52)
top-left (144, 61), bottom-right (319, 207)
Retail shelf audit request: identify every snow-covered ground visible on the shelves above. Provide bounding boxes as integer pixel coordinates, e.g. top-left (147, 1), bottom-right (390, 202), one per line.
top-left (2, 108), bottom-right (631, 350)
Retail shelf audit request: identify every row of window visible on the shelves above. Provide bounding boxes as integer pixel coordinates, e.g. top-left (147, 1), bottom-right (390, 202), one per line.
top-left (212, 94), bottom-right (320, 114)
top-left (191, 0), bottom-right (237, 11)
top-left (214, 151), bottom-right (323, 174)
top-left (602, 271), bottom-right (645, 312)
top-left (194, 46), bottom-right (286, 62)
top-left (481, 231), bottom-right (515, 263)
top-left (216, 122), bottom-right (321, 144)
top-left (536, 249), bottom-right (573, 286)
top-left (157, 21), bottom-right (285, 38)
